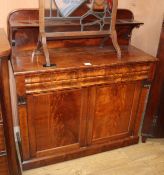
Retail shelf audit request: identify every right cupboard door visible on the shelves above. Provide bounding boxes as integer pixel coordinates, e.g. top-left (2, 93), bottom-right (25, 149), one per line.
top-left (87, 81), bottom-right (142, 145)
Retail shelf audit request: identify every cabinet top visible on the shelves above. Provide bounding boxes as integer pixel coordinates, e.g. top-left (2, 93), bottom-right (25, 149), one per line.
top-left (11, 45), bottom-right (158, 75)
top-left (8, 9), bottom-right (157, 75)
top-left (0, 29), bottom-right (11, 58)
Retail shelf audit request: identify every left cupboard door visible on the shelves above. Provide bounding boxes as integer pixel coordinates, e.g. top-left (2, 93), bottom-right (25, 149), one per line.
top-left (26, 88), bottom-right (88, 158)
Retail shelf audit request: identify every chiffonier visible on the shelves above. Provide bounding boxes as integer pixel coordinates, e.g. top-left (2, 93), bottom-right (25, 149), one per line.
top-left (1, 8), bottom-right (157, 171)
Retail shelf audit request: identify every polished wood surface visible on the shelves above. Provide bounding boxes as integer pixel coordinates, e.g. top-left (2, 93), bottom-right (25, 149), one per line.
top-left (8, 9), bottom-right (143, 50)
top-left (142, 20), bottom-right (164, 140)
top-left (37, 0), bottom-right (121, 65)
top-left (0, 29), bottom-right (21, 174)
top-left (90, 82), bottom-right (140, 143)
top-left (0, 125), bottom-right (6, 152)
top-left (0, 106), bottom-right (2, 122)
top-left (27, 89), bottom-right (86, 158)
top-left (0, 156), bottom-right (10, 175)
top-left (7, 9), bottom-right (157, 170)
top-left (12, 45), bottom-right (157, 170)
top-left (11, 46), bottom-right (156, 75)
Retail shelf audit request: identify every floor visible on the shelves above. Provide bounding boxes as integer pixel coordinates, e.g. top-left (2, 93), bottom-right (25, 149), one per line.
top-left (23, 139), bottom-right (164, 175)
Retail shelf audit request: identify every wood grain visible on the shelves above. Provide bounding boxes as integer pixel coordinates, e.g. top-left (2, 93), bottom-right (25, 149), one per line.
top-left (0, 49), bottom-right (21, 174)
top-left (8, 9), bottom-right (142, 52)
top-left (0, 125), bottom-right (6, 152)
top-left (92, 83), bottom-right (136, 142)
top-left (0, 155), bottom-right (9, 175)
top-left (27, 89), bottom-right (87, 158)
top-left (7, 9), bottom-right (157, 171)
top-left (11, 46), bottom-right (157, 75)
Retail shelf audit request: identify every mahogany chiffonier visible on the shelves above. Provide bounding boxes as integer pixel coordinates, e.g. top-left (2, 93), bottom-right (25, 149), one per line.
top-left (7, 8), bottom-right (157, 170)
top-left (0, 29), bottom-right (21, 175)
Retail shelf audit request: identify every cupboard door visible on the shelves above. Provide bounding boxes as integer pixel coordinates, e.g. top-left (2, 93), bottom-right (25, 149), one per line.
top-left (87, 82), bottom-right (142, 145)
top-left (27, 88), bottom-right (87, 158)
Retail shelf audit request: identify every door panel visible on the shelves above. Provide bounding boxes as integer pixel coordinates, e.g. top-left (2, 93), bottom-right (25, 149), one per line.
top-left (27, 88), bottom-right (87, 158)
top-left (88, 82), bottom-right (142, 144)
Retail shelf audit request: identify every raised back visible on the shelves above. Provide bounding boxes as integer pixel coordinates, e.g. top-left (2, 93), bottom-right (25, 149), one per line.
top-left (34, 0), bottom-right (121, 67)
top-left (8, 8), bottom-right (142, 55)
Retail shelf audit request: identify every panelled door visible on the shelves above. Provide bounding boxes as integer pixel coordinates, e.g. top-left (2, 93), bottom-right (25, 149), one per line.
top-left (26, 81), bottom-right (143, 158)
top-left (87, 81), bottom-right (142, 145)
top-left (27, 88), bottom-right (88, 158)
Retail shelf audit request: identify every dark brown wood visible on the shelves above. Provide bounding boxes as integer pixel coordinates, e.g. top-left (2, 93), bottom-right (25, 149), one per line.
top-left (7, 9), bottom-right (143, 50)
top-left (11, 45), bottom-right (157, 170)
top-left (89, 82), bottom-right (141, 145)
top-left (0, 106), bottom-right (2, 122)
top-left (27, 89), bottom-right (87, 158)
top-left (0, 155), bottom-right (10, 175)
top-left (18, 106), bottom-right (30, 161)
top-left (133, 83), bottom-right (151, 136)
top-left (11, 46), bottom-right (156, 75)
top-left (7, 9), bottom-right (157, 171)
top-left (0, 125), bottom-right (6, 152)
top-left (142, 20), bottom-right (164, 139)
top-left (23, 136), bottom-right (139, 170)
top-left (37, 0), bottom-right (121, 66)
top-left (0, 29), bottom-right (22, 175)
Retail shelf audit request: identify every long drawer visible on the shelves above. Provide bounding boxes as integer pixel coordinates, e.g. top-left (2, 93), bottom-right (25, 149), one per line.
top-left (0, 154), bottom-right (9, 175)
top-left (0, 124), bottom-right (6, 152)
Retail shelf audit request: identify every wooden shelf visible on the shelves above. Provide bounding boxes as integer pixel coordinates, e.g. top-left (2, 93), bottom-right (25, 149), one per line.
top-left (10, 19), bottom-right (143, 28)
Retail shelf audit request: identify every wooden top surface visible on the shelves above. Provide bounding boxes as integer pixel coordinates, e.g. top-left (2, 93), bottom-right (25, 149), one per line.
top-left (0, 29), bottom-right (11, 58)
top-left (11, 45), bottom-right (157, 75)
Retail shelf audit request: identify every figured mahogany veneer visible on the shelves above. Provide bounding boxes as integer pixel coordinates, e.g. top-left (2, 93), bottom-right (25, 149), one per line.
top-left (11, 45), bottom-right (157, 170)
top-left (7, 9), bottom-right (157, 170)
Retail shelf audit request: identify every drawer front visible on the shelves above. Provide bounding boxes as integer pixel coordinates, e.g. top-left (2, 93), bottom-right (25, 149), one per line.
top-left (0, 125), bottom-right (6, 152)
top-left (24, 63), bottom-right (153, 94)
top-left (0, 155), bottom-right (9, 175)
